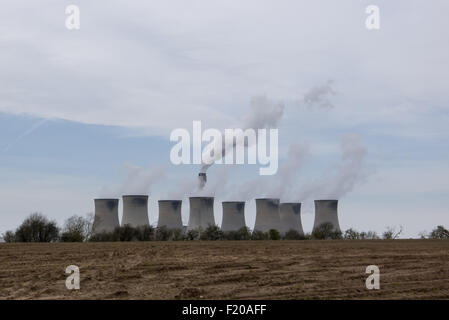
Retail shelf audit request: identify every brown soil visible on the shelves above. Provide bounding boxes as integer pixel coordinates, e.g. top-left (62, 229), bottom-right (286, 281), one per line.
top-left (0, 240), bottom-right (448, 299)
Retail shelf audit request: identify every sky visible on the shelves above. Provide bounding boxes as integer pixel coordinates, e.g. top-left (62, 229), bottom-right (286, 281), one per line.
top-left (0, 0), bottom-right (448, 238)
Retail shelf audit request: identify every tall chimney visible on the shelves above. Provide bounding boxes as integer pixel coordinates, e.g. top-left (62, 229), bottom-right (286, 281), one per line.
top-left (121, 195), bottom-right (150, 227)
top-left (221, 201), bottom-right (246, 232)
top-left (279, 203), bottom-right (304, 236)
top-left (313, 200), bottom-right (340, 232)
top-left (93, 198), bottom-right (120, 233)
top-left (188, 197), bottom-right (215, 230)
top-left (253, 198), bottom-right (281, 233)
top-left (157, 200), bottom-right (183, 229)
top-left (198, 173), bottom-right (207, 189)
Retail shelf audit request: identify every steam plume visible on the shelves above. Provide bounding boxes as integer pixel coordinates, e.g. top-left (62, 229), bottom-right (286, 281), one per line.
top-left (199, 95), bottom-right (284, 187)
top-left (303, 80), bottom-right (336, 109)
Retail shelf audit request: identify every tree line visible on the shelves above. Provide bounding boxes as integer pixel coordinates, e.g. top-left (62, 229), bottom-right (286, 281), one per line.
top-left (1, 212), bottom-right (449, 242)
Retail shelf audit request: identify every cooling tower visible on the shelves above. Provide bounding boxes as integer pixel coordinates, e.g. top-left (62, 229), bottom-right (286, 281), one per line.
top-left (121, 195), bottom-right (149, 227)
top-left (93, 199), bottom-right (120, 233)
top-left (157, 200), bottom-right (183, 229)
top-left (313, 200), bottom-right (340, 232)
top-left (221, 201), bottom-right (246, 232)
top-left (253, 198), bottom-right (281, 233)
top-left (279, 203), bottom-right (304, 236)
top-left (187, 197), bottom-right (215, 230)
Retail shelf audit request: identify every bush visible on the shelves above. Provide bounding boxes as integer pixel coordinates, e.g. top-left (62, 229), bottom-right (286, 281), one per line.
top-left (361, 231), bottom-right (380, 240)
top-left (223, 227), bottom-right (252, 240)
top-left (251, 230), bottom-right (269, 240)
top-left (155, 226), bottom-right (172, 241)
top-left (185, 229), bottom-right (200, 241)
top-left (284, 229), bottom-right (304, 240)
top-left (222, 230), bottom-right (238, 240)
top-left (2, 230), bottom-right (16, 243)
top-left (115, 224), bottom-right (138, 241)
top-left (429, 226), bottom-right (449, 239)
top-left (171, 228), bottom-right (184, 241)
top-left (89, 231), bottom-right (118, 242)
top-left (14, 213), bottom-right (60, 242)
top-left (236, 227), bottom-right (251, 240)
top-left (344, 228), bottom-right (360, 240)
top-left (135, 225), bottom-right (155, 241)
top-left (268, 229), bottom-right (281, 240)
top-left (382, 226), bottom-right (403, 240)
top-left (312, 223), bottom-right (342, 240)
top-left (200, 225), bottom-right (223, 241)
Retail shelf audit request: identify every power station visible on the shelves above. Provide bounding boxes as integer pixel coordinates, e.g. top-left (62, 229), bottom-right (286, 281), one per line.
top-left (92, 195), bottom-right (342, 235)
top-left (121, 195), bottom-right (150, 227)
top-left (279, 202), bottom-right (304, 236)
top-left (312, 200), bottom-right (340, 232)
top-left (221, 201), bottom-right (246, 231)
top-left (157, 200), bottom-right (183, 229)
top-left (253, 198), bottom-right (281, 233)
top-left (188, 197), bottom-right (215, 230)
top-left (93, 198), bottom-right (120, 233)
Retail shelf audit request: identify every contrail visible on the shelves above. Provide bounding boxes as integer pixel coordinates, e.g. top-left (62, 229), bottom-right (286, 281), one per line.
top-left (1, 118), bottom-right (49, 153)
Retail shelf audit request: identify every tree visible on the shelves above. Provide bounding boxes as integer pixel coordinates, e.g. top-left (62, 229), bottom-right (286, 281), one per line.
top-left (2, 230), bottom-right (16, 243)
top-left (200, 225), bottom-right (223, 240)
top-left (15, 213), bottom-right (59, 242)
top-left (268, 229), bottom-right (281, 240)
top-left (60, 215), bottom-right (91, 242)
top-left (344, 228), bottom-right (361, 240)
top-left (382, 226), bottom-right (403, 240)
top-left (235, 227), bottom-right (251, 240)
top-left (284, 229), bottom-right (304, 240)
top-left (312, 223), bottom-right (342, 240)
top-left (115, 224), bottom-right (137, 241)
top-left (429, 226), bottom-right (449, 239)
top-left (155, 226), bottom-right (172, 241)
top-left (171, 228), bottom-right (184, 241)
top-left (185, 229), bottom-right (199, 241)
top-left (135, 225), bottom-right (155, 241)
top-left (251, 230), bottom-right (269, 240)
top-left (364, 231), bottom-right (380, 240)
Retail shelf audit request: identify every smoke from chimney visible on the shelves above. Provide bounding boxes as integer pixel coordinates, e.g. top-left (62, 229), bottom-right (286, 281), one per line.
top-left (303, 80), bottom-right (336, 109)
top-left (99, 163), bottom-right (165, 198)
top-left (198, 95), bottom-right (285, 188)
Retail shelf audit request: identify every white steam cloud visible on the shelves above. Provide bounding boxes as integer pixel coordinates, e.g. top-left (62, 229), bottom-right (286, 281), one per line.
top-left (296, 134), bottom-right (368, 201)
top-left (303, 80), bottom-right (336, 109)
top-left (199, 95), bottom-right (284, 185)
top-left (99, 163), bottom-right (165, 197)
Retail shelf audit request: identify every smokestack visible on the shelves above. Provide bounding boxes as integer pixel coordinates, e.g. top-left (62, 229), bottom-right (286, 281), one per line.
top-left (188, 197), bottom-right (215, 230)
top-left (157, 200), bottom-right (183, 229)
top-left (198, 173), bottom-right (207, 190)
top-left (121, 195), bottom-right (150, 227)
top-left (253, 198), bottom-right (281, 233)
top-left (313, 200), bottom-right (340, 232)
top-left (221, 201), bottom-right (246, 232)
top-left (93, 199), bottom-right (120, 233)
top-left (279, 203), bottom-right (304, 236)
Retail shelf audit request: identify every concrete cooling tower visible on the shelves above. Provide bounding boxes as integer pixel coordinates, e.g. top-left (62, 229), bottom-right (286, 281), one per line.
top-left (221, 201), bottom-right (246, 232)
top-left (187, 197), bottom-right (215, 230)
top-left (313, 200), bottom-right (340, 232)
top-left (157, 200), bottom-right (183, 229)
top-left (253, 198), bottom-right (281, 233)
top-left (93, 199), bottom-right (120, 233)
top-left (121, 195), bottom-right (150, 227)
top-left (279, 203), bottom-right (304, 236)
